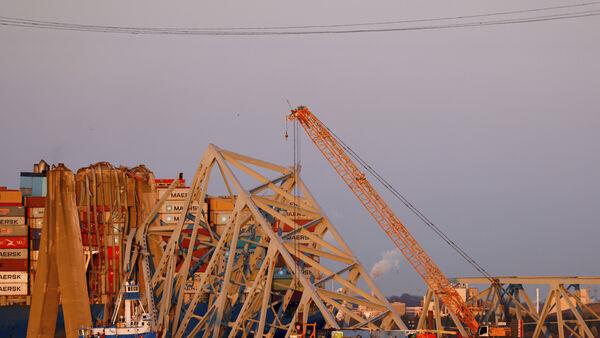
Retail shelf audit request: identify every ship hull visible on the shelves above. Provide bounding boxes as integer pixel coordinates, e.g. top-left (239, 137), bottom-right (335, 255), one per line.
top-left (80, 333), bottom-right (156, 338)
top-left (0, 304), bottom-right (106, 338)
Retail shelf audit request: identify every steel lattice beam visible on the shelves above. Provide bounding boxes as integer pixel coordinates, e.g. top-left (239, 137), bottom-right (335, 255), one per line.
top-left (148, 144), bottom-right (406, 337)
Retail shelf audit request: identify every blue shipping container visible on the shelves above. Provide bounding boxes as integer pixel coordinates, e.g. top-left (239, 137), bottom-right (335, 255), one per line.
top-left (20, 173), bottom-right (47, 197)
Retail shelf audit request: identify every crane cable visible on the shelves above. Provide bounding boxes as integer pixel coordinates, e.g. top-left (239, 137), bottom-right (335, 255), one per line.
top-left (325, 126), bottom-right (495, 282)
top-left (292, 112), bottom-right (301, 288)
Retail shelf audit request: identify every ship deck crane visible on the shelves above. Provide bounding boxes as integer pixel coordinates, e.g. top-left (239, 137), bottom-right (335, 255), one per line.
top-left (288, 106), bottom-right (481, 335)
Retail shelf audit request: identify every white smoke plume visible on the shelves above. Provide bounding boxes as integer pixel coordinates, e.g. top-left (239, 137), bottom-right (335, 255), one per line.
top-left (370, 250), bottom-right (403, 279)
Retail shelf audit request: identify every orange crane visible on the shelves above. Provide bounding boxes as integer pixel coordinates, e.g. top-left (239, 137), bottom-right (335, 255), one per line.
top-left (288, 106), bottom-right (480, 335)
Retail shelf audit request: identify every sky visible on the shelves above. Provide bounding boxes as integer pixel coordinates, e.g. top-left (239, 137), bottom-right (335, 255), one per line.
top-left (1, 1), bottom-right (599, 295)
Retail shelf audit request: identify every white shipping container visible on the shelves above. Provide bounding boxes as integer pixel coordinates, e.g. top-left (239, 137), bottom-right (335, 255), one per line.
top-left (284, 233), bottom-right (312, 244)
top-left (160, 201), bottom-right (205, 214)
top-left (29, 218), bottom-right (44, 229)
top-left (159, 214), bottom-right (195, 226)
top-left (284, 197), bottom-right (314, 220)
top-left (0, 217), bottom-right (26, 226)
top-left (0, 272), bottom-right (28, 283)
top-left (0, 249), bottom-right (28, 259)
top-left (28, 208), bottom-right (45, 218)
top-left (158, 188), bottom-right (190, 201)
top-left (0, 283), bottom-right (28, 295)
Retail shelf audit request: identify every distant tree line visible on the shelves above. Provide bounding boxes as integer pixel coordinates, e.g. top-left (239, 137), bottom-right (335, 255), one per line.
top-left (387, 293), bottom-right (421, 307)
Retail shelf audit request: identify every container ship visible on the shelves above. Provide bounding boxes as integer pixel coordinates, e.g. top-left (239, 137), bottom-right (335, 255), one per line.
top-left (0, 161), bottom-right (193, 336)
top-left (0, 160), bottom-right (320, 337)
top-left (0, 161), bottom-right (48, 335)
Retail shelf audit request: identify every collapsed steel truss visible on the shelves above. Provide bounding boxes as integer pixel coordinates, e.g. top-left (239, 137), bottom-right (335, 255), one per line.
top-left (420, 276), bottom-right (600, 338)
top-left (146, 144), bottom-right (406, 337)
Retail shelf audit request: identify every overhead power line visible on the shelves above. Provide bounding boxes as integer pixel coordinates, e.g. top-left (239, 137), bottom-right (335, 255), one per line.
top-left (2, 1), bottom-right (600, 32)
top-left (1, 5), bottom-right (599, 36)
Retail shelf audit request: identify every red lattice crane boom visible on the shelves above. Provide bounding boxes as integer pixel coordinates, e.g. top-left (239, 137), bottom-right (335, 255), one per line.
top-left (288, 106), bottom-right (479, 335)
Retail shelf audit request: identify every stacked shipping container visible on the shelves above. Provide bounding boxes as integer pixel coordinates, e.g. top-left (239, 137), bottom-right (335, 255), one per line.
top-left (20, 167), bottom-right (48, 290)
top-left (0, 188), bottom-right (28, 301)
top-left (207, 197), bottom-right (233, 236)
top-left (0, 168), bottom-right (322, 306)
top-left (156, 178), bottom-right (193, 227)
top-left (1, 164), bottom-right (167, 310)
top-left (272, 197), bottom-right (320, 290)
top-left (155, 178), bottom-right (210, 273)
top-left (25, 196), bottom-right (45, 284)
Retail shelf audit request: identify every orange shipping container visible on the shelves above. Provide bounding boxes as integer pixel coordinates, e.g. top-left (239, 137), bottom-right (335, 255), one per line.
top-left (0, 190), bottom-right (21, 204)
top-left (213, 224), bottom-right (226, 236)
top-left (210, 212), bottom-right (231, 226)
top-left (208, 197), bottom-right (235, 211)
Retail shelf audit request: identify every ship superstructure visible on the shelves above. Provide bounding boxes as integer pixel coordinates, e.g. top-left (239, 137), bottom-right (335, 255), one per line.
top-left (79, 282), bottom-right (156, 338)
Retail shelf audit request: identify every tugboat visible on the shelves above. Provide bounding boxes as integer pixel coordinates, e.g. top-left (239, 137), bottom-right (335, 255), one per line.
top-left (78, 282), bottom-right (157, 338)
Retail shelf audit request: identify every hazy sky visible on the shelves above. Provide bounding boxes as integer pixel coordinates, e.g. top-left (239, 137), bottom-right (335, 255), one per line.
top-left (1, 1), bottom-right (599, 295)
